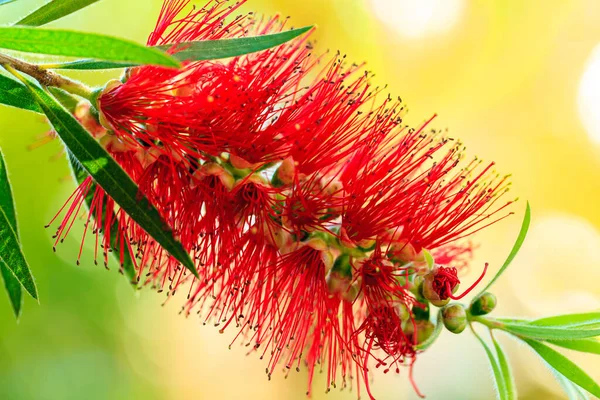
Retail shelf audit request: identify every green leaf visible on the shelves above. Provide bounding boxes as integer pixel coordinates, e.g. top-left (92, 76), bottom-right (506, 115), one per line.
top-left (0, 207), bottom-right (37, 299)
top-left (499, 320), bottom-right (600, 340)
top-left (17, 0), bottom-right (102, 27)
top-left (0, 27), bottom-right (180, 68)
top-left (494, 317), bottom-right (529, 324)
top-left (45, 59), bottom-right (132, 70)
top-left (553, 367), bottom-right (590, 400)
top-left (477, 202), bottom-right (531, 295)
top-left (546, 338), bottom-right (600, 355)
top-left (0, 0), bottom-right (16, 6)
top-left (159, 26), bottom-right (312, 62)
top-left (416, 310), bottom-right (443, 351)
top-left (490, 332), bottom-right (517, 399)
top-left (0, 74), bottom-right (42, 113)
top-left (531, 312), bottom-right (600, 329)
top-left (46, 26), bottom-right (313, 70)
top-left (0, 263), bottom-right (22, 317)
top-left (0, 149), bottom-right (23, 318)
top-left (496, 312), bottom-right (600, 336)
top-left (48, 87), bottom-right (80, 112)
top-left (0, 150), bottom-right (18, 235)
top-left (422, 249), bottom-right (434, 270)
top-left (68, 153), bottom-right (138, 285)
top-left (472, 326), bottom-right (509, 400)
top-left (16, 74), bottom-right (197, 278)
top-left (524, 339), bottom-right (600, 398)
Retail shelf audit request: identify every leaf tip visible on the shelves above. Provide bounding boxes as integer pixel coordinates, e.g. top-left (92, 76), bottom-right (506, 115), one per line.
top-left (186, 259), bottom-right (200, 280)
top-left (28, 286), bottom-right (39, 301)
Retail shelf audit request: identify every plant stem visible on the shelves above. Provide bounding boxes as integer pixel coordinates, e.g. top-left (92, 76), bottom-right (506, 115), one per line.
top-left (0, 52), bottom-right (92, 99)
top-left (468, 311), bottom-right (505, 330)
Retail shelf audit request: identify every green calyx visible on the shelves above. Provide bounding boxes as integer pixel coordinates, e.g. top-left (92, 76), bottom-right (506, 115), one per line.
top-left (89, 86), bottom-right (103, 110)
top-left (470, 292), bottom-right (497, 316)
top-left (405, 319), bottom-right (436, 345)
top-left (442, 303), bottom-right (467, 334)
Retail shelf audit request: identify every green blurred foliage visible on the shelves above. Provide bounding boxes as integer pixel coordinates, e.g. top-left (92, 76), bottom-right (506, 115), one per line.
top-left (0, 1), bottom-right (165, 399)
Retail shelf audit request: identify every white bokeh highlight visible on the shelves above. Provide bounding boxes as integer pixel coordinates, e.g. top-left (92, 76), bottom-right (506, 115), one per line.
top-left (578, 43), bottom-right (600, 144)
top-left (369, 0), bottom-right (465, 39)
top-left (511, 213), bottom-right (600, 315)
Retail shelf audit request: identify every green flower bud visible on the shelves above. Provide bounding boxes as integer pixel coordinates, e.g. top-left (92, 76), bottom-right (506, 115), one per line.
top-left (422, 270), bottom-right (451, 307)
top-left (397, 303), bottom-right (411, 322)
top-left (326, 270), bottom-right (358, 302)
top-left (331, 253), bottom-right (351, 274)
top-left (404, 320), bottom-right (435, 345)
top-left (469, 292), bottom-right (497, 316)
top-left (441, 304), bottom-right (467, 334)
top-left (412, 301), bottom-right (430, 321)
top-left (421, 265), bottom-right (465, 308)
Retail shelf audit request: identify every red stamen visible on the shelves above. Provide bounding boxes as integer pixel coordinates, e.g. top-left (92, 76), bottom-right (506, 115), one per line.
top-left (447, 262), bottom-right (489, 300)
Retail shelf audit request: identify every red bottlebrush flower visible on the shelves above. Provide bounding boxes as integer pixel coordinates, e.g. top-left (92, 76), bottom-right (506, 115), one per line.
top-left (47, 0), bottom-right (517, 398)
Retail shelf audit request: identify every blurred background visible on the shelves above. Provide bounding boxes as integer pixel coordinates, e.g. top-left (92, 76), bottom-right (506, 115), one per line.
top-left (1, 0), bottom-right (599, 399)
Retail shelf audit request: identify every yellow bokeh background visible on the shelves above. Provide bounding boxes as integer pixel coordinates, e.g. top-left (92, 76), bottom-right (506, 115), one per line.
top-left (1, 0), bottom-right (599, 399)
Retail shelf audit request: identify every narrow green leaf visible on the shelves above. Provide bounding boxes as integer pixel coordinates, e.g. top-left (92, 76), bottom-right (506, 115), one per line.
top-left (0, 263), bottom-right (22, 317)
top-left (416, 311), bottom-right (443, 350)
top-left (0, 0), bottom-right (16, 6)
top-left (0, 27), bottom-right (180, 68)
top-left (553, 368), bottom-right (590, 400)
top-left (44, 59), bottom-right (132, 70)
top-left (547, 338), bottom-right (600, 355)
top-left (0, 149), bottom-right (23, 317)
top-left (159, 26), bottom-right (312, 62)
top-left (68, 153), bottom-right (137, 285)
top-left (490, 332), bottom-right (517, 399)
top-left (422, 249), bottom-right (434, 270)
top-left (524, 339), bottom-right (600, 398)
top-left (478, 202), bottom-right (531, 295)
top-left (17, 0), bottom-right (102, 27)
top-left (0, 207), bottom-right (37, 299)
top-left (531, 312), bottom-right (600, 329)
top-left (16, 75), bottom-right (197, 278)
top-left (494, 317), bottom-right (529, 324)
top-left (0, 74), bottom-right (42, 113)
top-left (47, 26), bottom-right (313, 70)
top-left (497, 314), bottom-right (600, 330)
top-left (48, 87), bottom-right (80, 112)
top-left (472, 326), bottom-right (509, 400)
top-left (0, 150), bottom-right (18, 234)
top-left (500, 321), bottom-right (600, 340)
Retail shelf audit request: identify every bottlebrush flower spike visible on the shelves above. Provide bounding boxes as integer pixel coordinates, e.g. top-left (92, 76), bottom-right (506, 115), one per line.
top-left (48, 0), bottom-right (516, 398)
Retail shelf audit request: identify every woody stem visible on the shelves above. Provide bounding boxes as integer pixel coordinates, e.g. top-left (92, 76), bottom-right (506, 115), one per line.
top-left (0, 52), bottom-right (93, 99)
